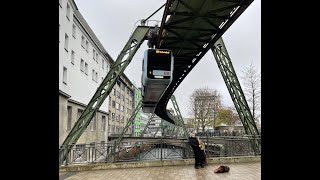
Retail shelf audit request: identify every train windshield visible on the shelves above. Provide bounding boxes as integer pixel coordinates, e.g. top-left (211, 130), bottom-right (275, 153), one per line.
top-left (147, 49), bottom-right (172, 79)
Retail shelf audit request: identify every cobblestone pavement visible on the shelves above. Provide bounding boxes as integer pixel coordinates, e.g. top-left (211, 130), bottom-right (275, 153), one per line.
top-left (59, 161), bottom-right (260, 180)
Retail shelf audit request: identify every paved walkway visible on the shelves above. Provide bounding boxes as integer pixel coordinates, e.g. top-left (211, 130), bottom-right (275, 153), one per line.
top-left (59, 161), bottom-right (260, 180)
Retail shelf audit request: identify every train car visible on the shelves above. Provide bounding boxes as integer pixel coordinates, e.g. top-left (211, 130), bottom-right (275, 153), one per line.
top-left (141, 49), bottom-right (174, 113)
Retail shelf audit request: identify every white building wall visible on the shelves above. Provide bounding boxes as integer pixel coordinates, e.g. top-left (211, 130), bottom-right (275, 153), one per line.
top-left (59, 0), bottom-right (110, 112)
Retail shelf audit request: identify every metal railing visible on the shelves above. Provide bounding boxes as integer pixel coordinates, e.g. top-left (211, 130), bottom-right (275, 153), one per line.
top-left (59, 136), bottom-right (260, 166)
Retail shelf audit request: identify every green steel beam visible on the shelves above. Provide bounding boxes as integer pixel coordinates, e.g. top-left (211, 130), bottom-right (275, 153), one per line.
top-left (59, 26), bottom-right (151, 165)
top-left (170, 124), bottom-right (176, 137)
top-left (211, 37), bottom-right (260, 153)
top-left (163, 121), bottom-right (174, 136)
top-left (105, 101), bottom-right (142, 161)
top-left (170, 95), bottom-right (189, 139)
top-left (137, 95), bottom-right (187, 139)
top-left (116, 101), bottom-right (142, 144)
top-left (140, 113), bottom-right (155, 137)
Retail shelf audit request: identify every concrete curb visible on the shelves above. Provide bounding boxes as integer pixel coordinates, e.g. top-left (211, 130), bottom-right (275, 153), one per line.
top-left (59, 156), bottom-right (261, 172)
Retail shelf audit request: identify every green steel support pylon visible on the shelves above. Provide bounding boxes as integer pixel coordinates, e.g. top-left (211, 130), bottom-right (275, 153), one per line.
top-left (170, 95), bottom-right (189, 139)
top-left (59, 26), bottom-right (151, 165)
top-left (104, 101), bottom-right (142, 161)
top-left (211, 37), bottom-right (261, 154)
top-left (115, 101), bottom-right (142, 144)
top-left (170, 125), bottom-right (176, 137)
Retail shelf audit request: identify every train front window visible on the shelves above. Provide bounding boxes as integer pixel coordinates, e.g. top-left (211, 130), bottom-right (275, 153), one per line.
top-left (147, 49), bottom-right (172, 79)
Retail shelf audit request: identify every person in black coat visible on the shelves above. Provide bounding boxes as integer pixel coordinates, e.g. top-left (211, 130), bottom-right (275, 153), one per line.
top-left (188, 131), bottom-right (205, 169)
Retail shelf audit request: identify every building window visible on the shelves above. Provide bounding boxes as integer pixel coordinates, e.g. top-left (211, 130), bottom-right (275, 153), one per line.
top-left (90, 114), bottom-right (96, 131)
top-left (112, 100), bottom-right (115, 108)
top-left (66, 3), bottom-right (71, 20)
top-left (93, 49), bottom-right (96, 60)
top-left (77, 109), bottom-right (84, 127)
top-left (120, 105), bottom-right (124, 112)
top-left (63, 67), bottom-right (67, 84)
top-left (77, 109), bottom-right (82, 119)
top-left (67, 106), bottom-right (72, 130)
top-left (101, 116), bottom-right (106, 131)
top-left (95, 72), bottom-right (98, 82)
top-left (81, 35), bottom-right (85, 47)
top-left (93, 115), bottom-right (96, 131)
top-left (116, 115), bottom-right (120, 121)
top-left (71, 50), bottom-right (75, 64)
top-left (116, 91), bottom-right (120, 99)
top-left (85, 63), bottom-right (88, 75)
top-left (72, 24), bottom-right (76, 38)
top-left (121, 83), bottom-right (125, 91)
top-left (112, 113), bottom-right (115, 121)
top-left (85, 40), bottom-right (89, 51)
top-left (121, 116), bottom-right (124, 122)
top-left (64, 34), bottom-right (69, 52)
top-left (102, 59), bottom-right (104, 69)
top-left (96, 53), bottom-right (99, 63)
top-left (80, 59), bottom-right (84, 72)
top-left (113, 89), bottom-right (116, 96)
top-left (92, 69), bottom-right (95, 81)
top-left (116, 103), bottom-right (120, 110)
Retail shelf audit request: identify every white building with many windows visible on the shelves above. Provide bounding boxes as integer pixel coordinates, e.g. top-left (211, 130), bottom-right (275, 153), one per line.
top-left (59, 0), bottom-right (114, 147)
top-left (147, 115), bottom-right (163, 137)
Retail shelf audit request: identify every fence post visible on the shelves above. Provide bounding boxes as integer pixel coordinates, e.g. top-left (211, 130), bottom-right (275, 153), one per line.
top-left (65, 146), bottom-right (69, 166)
top-left (160, 138), bottom-right (163, 161)
top-left (113, 140), bottom-right (116, 163)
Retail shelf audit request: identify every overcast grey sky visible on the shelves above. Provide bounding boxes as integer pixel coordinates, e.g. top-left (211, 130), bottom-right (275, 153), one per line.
top-left (74, 0), bottom-right (261, 118)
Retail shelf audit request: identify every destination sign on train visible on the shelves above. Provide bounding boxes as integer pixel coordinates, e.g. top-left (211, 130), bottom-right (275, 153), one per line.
top-left (153, 70), bottom-right (171, 76)
top-left (155, 50), bottom-right (170, 54)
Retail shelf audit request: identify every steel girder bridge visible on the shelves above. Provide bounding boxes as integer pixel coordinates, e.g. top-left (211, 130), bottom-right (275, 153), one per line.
top-left (59, 0), bottom-right (260, 165)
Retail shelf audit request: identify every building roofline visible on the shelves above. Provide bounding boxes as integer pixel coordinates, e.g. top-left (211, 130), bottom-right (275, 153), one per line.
top-left (70, 0), bottom-right (114, 65)
top-left (68, 0), bottom-right (134, 91)
top-left (59, 90), bottom-right (71, 98)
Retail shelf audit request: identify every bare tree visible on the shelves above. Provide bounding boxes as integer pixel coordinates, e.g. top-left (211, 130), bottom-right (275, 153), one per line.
top-left (241, 63), bottom-right (261, 123)
top-left (188, 87), bottom-right (222, 132)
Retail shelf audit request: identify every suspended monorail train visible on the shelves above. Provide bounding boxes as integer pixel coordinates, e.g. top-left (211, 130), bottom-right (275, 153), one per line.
top-left (141, 49), bottom-right (174, 113)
